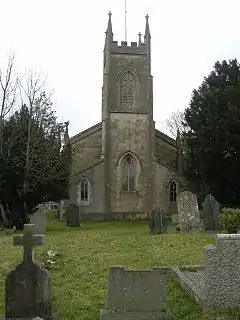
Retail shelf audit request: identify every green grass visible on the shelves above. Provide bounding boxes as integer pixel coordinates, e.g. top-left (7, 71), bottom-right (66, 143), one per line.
top-left (0, 214), bottom-right (237, 319)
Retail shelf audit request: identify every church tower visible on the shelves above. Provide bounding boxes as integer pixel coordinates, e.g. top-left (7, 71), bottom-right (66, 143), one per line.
top-left (102, 12), bottom-right (155, 218)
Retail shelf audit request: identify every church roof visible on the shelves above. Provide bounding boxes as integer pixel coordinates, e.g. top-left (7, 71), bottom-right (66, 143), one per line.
top-left (69, 122), bottom-right (102, 145)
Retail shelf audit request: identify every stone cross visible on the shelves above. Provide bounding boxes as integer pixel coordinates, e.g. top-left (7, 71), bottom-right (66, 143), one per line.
top-left (0, 224), bottom-right (58, 319)
top-left (13, 224), bottom-right (44, 264)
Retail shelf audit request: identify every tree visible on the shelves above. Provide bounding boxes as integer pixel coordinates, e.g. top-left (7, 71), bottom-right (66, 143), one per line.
top-left (165, 110), bottom-right (185, 138)
top-left (0, 54), bottom-right (19, 155)
top-left (184, 59), bottom-right (240, 206)
top-left (0, 63), bottom-right (70, 228)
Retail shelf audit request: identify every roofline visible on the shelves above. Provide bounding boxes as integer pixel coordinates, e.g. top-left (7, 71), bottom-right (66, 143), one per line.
top-left (70, 122), bottom-right (102, 144)
top-left (74, 159), bottom-right (104, 175)
top-left (155, 128), bottom-right (176, 147)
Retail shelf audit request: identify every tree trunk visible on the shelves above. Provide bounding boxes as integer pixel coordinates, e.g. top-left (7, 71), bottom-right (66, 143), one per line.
top-left (0, 201), bottom-right (9, 226)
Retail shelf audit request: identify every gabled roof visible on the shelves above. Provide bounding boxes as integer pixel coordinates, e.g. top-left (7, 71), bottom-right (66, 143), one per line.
top-left (74, 159), bottom-right (104, 176)
top-left (155, 128), bottom-right (176, 148)
top-left (70, 122), bottom-right (102, 145)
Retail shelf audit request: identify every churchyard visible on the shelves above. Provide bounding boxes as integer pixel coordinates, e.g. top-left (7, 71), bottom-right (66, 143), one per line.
top-left (0, 207), bottom-right (239, 320)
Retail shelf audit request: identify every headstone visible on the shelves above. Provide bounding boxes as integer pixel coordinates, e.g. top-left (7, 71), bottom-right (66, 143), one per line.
top-left (204, 234), bottom-right (240, 309)
top-left (171, 214), bottom-right (179, 224)
top-left (0, 224), bottom-right (57, 319)
top-left (66, 204), bottom-right (79, 226)
top-left (30, 207), bottom-right (46, 234)
top-left (202, 194), bottom-right (221, 231)
top-left (59, 200), bottom-right (66, 221)
top-left (100, 266), bottom-right (173, 319)
top-left (172, 234), bottom-right (240, 311)
top-left (149, 208), bottom-right (168, 234)
top-left (177, 191), bottom-right (201, 232)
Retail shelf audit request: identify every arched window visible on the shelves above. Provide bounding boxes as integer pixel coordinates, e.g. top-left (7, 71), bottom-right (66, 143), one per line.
top-left (121, 154), bottom-right (136, 191)
top-left (120, 71), bottom-right (136, 107)
top-left (77, 178), bottom-right (91, 204)
top-left (169, 181), bottom-right (177, 203)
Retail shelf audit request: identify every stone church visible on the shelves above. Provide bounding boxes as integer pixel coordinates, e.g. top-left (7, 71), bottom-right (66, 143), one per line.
top-left (68, 13), bottom-right (186, 220)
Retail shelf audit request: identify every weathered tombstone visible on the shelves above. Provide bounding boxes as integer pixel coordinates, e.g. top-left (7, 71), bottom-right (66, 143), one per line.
top-left (59, 199), bottom-right (66, 221)
top-left (177, 191), bottom-right (201, 232)
top-left (172, 234), bottom-right (240, 312)
top-left (202, 194), bottom-right (221, 231)
top-left (203, 234), bottom-right (240, 310)
top-left (0, 224), bottom-right (57, 320)
top-left (149, 207), bottom-right (168, 234)
top-left (100, 266), bottom-right (173, 319)
top-left (30, 206), bottom-right (46, 234)
top-left (66, 204), bottom-right (79, 226)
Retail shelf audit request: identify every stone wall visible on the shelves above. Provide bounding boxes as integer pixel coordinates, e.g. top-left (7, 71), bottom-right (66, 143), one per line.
top-left (69, 161), bottom-right (105, 216)
top-left (108, 113), bottom-right (154, 214)
top-left (155, 132), bottom-right (177, 169)
top-left (155, 163), bottom-right (178, 216)
top-left (70, 123), bottom-right (102, 175)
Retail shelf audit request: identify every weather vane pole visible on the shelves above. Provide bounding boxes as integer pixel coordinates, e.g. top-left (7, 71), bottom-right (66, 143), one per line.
top-left (125, 0), bottom-right (127, 42)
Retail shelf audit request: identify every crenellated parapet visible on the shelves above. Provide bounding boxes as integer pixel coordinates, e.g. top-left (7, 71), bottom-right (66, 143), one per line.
top-left (110, 40), bottom-right (147, 55)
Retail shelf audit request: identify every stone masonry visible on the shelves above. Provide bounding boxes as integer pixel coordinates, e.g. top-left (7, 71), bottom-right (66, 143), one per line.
top-left (67, 13), bottom-right (186, 221)
top-left (100, 266), bottom-right (173, 319)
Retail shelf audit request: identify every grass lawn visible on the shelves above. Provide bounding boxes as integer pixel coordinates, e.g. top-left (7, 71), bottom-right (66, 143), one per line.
top-left (0, 214), bottom-right (236, 319)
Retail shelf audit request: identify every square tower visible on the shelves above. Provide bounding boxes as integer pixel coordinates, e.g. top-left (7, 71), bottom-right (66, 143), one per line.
top-left (102, 13), bottom-right (155, 218)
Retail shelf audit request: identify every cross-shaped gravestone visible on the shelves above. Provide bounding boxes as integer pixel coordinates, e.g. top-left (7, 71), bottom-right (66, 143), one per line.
top-left (1, 224), bottom-right (58, 320)
top-left (13, 223), bottom-right (44, 263)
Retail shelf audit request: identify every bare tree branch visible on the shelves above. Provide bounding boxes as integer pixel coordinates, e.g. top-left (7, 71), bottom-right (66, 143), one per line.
top-left (0, 53), bottom-right (19, 155)
top-left (164, 110), bottom-right (185, 138)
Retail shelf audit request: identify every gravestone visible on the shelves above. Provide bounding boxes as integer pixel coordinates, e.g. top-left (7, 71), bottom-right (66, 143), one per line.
top-left (100, 266), bottom-right (173, 319)
top-left (30, 206), bottom-right (46, 234)
top-left (66, 204), bottom-right (79, 226)
top-left (177, 191), bottom-right (201, 232)
top-left (203, 234), bottom-right (240, 309)
top-left (0, 224), bottom-right (57, 320)
top-left (149, 207), bottom-right (168, 234)
top-left (202, 194), bottom-right (221, 231)
top-left (59, 199), bottom-right (66, 221)
top-left (172, 234), bottom-right (240, 311)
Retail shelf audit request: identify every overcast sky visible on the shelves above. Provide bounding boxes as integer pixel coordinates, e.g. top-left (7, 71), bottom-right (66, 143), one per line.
top-left (0, 0), bottom-right (240, 137)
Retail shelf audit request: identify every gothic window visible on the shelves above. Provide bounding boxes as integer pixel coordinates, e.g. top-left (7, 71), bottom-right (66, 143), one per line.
top-left (120, 71), bottom-right (136, 107)
top-left (169, 181), bottom-right (177, 203)
top-left (121, 154), bottom-right (136, 191)
top-left (77, 178), bottom-right (91, 204)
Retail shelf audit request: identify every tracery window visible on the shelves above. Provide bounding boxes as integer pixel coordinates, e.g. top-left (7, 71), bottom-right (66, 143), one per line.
top-left (169, 181), bottom-right (177, 203)
top-left (77, 178), bottom-right (91, 204)
top-left (120, 71), bottom-right (136, 107)
top-left (121, 154), bottom-right (136, 191)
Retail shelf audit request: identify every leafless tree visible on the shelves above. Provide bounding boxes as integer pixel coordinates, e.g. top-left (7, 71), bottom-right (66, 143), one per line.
top-left (0, 53), bottom-right (19, 155)
top-left (164, 110), bottom-right (185, 138)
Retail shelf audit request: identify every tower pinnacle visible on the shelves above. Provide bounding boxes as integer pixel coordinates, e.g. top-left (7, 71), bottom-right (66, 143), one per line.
top-left (106, 11), bottom-right (113, 37)
top-left (144, 14), bottom-right (151, 41)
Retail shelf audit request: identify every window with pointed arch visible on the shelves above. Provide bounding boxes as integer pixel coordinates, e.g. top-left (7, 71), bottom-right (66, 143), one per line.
top-left (120, 71), bottom-right (136, 108)
top-left (77, 178), bottom-right (91, 205)
top-left (169, 181), bottom-right (177, 203)
top-left (121, 154), bottom-right (136, 191)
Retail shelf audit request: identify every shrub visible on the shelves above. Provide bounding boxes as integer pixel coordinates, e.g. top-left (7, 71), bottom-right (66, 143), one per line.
top-left (220, 207), bottom-right (240, 233)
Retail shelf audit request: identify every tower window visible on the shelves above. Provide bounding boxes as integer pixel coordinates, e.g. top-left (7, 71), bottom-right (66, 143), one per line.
top-left (120, 71), bottom-right (136, 107)
top-left (121, 154), bottom-right (136, 191)
top-left (77, 178), bottom-right (91, 204)
top-left (169, 181), bottom-right (177, 203)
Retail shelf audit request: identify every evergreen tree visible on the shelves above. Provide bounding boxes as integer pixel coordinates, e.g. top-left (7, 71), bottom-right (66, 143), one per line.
top-left (0, 71), bottom-right (70, 228)
top-left (184, 59), bottom-right (240, 206)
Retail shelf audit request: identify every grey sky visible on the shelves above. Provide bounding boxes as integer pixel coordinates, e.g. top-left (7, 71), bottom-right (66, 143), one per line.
top-left (0, 0), bottom-right (240, 137)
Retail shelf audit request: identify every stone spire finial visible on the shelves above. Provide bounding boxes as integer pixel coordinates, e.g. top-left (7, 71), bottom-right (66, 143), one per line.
top-left (106, 11), bottom-right (113, 37)
top-left (64, 120), bottom-right (69, 145)
top-left (138, 32), bottom-right (142, 45)
top-left (144, 14), bottom-right (151, 40)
